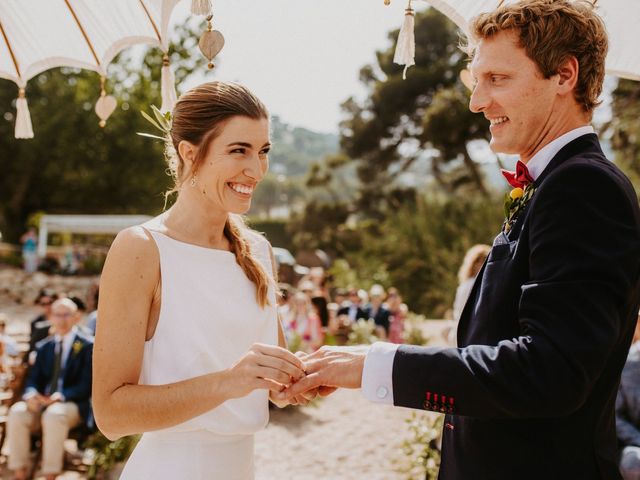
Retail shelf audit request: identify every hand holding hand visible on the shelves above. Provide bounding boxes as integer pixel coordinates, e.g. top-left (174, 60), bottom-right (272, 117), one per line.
top-left (226, 343), bottom-right (306, 399)
top-left (273, 346), bottom-right (368, 402)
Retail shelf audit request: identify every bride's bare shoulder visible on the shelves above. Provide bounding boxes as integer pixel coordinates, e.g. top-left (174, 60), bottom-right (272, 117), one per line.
top-left (105, 222), bottom-right (160, 269)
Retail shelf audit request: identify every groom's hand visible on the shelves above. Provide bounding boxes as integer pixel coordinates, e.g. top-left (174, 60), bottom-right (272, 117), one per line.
top-left (274, 346), bottom-right (368, 401)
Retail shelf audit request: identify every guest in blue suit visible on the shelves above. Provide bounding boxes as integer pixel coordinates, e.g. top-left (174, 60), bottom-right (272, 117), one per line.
top-left (7, 298), bottom-right (93, 480)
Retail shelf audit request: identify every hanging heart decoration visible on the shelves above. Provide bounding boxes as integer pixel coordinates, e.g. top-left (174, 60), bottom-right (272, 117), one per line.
top-left (199, 25), bottom-right (225, 69)
top-left (95, 93), bottom-right (117, 127)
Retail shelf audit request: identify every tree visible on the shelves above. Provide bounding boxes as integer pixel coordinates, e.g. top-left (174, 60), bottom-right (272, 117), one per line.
top-left (606, 79), bottom-right (640, 190)
top-left (0, 24), bottom-right (205, 242)
top-left (335, 8), bottom-right (491, 217)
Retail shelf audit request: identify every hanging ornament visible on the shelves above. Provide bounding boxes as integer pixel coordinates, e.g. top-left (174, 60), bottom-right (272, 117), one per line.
top-left (191, 0), bottom-right (212, 15)
top-left (198, 14), bottom-right (225, 69)
top-left (15, 87), bottom-right (34, 139)
top-left (94, 76), bottom-right (117, 128)
top-left (393, 1), bottom-right (415, 80)
top-left (161, 53), bottom-right (178, 113)
top-left (384, 0), bottom-right (391, 4)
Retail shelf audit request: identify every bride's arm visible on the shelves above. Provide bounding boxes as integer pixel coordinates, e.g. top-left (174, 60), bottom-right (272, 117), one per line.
top-left (93, 227), bottom-right (304, 441)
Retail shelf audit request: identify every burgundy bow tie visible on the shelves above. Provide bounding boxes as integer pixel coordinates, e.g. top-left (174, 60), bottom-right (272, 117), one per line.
top-left (501, 161), bottom-right (534, 189)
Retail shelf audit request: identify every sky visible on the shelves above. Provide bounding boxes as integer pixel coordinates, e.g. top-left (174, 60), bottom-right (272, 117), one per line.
top-left (170, 0), bottom-right (429, 134)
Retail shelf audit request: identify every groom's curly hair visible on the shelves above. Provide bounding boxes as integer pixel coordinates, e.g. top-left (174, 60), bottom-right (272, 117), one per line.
top-left (467, 0), bottom-right (608, 115)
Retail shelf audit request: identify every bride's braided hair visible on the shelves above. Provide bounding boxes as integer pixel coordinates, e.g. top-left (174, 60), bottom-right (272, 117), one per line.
top-left (166, 81), bottom-right (272, 308)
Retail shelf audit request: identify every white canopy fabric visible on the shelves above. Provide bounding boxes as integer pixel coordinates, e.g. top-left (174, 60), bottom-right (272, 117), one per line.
top-left (0, 0), bottom-right (186, 138)
top-left (0, 0), bottom-right (180, 88)
top-left (37, 214), bottom-right (152, 257)
top-left (425, 0), bottom-right (640, 81)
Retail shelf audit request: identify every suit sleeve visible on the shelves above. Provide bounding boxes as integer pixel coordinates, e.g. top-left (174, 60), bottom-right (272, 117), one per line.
top-left (24, 346), bottom-right (48, 396)
top-left (392, 164), bottom-right (640, 418)
top-left (62, 342), bottom-right (93, 402)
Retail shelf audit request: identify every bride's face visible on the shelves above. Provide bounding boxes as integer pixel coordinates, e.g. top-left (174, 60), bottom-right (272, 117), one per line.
top-left (184, 116), bottom-right (270, 214)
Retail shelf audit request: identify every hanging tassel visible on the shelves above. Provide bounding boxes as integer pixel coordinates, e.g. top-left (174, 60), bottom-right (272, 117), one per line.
top-left (161, 54), bottom-right (177, 113)
top-left (393, 2), bottom-right (415, 80)
top-left (15, 88), bottom-right (34, 139)
top-left (191, 0), bottom-right (212, 15)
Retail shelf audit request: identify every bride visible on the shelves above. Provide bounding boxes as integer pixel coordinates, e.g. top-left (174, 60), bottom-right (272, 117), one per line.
top-left (93, 81), bottom-right (313, 479)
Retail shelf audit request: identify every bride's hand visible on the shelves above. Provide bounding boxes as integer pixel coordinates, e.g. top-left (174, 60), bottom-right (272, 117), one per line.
top-left (225, 343), bottom-right (306, 399)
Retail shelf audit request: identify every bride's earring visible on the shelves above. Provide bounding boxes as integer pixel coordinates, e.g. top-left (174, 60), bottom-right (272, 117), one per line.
top-left (190, 174), bottom-right (197, 187)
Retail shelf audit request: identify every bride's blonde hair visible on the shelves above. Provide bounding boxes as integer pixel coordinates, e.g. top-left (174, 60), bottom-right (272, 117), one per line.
top-left (165, 81), bottom-right (272, 307)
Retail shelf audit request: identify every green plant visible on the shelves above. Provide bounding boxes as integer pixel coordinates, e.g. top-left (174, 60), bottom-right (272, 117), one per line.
top-left (84, 432), bottom-right (140, 479)
top-left (396, 412), bottom-right (444, 480)
top-left (403, 313), bottom-right (430, 346)
top-left (347, 318), bottom-right (379, 345)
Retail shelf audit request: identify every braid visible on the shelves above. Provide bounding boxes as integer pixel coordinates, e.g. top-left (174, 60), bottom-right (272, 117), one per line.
top-left (224, 215), bottom-right (272, 308)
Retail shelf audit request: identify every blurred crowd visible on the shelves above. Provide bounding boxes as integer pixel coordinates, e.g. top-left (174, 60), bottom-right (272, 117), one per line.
top-left (277, 267), bottom-right (409, 353)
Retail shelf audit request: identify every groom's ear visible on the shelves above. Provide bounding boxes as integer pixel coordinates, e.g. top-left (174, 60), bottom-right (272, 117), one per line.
top-left (555, 55), bottom-right (579, 95)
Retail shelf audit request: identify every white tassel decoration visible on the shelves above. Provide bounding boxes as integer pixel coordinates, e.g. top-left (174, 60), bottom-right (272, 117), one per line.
top-left (393, 4), bottom-right (416, 80)
top-left (191, 0), bottom-right (212, 15)
top-left (161, 54), bottom-right (177, 114)
top-left (15, 88), bottom-right (34, 139)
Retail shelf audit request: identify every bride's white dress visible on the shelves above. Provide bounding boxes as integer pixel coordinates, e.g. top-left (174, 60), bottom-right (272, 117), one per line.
top-left (119, 229), bottom-right (278, 480)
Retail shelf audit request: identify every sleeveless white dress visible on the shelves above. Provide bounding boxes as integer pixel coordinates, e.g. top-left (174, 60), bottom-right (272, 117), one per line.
top-left (119, 229), bottom-right (279, 480)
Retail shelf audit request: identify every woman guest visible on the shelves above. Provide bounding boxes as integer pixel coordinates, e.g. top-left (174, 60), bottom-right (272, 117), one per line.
top-left (283, 292), bottom-right (324, 353)
top-left (386, 288), bottom-right (408, 344)
top-left (452, 244), bottom-right (491, 322)
top-left (93, 82), bottom-right (313, 480)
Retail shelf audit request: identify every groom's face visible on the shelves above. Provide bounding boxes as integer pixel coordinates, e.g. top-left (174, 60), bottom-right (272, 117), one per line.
top-left (469, 31), bottom-right (560, 161)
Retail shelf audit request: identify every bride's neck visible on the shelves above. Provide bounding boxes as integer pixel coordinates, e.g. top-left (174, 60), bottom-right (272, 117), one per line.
top-left (163, 193), bottom-right (229, 248)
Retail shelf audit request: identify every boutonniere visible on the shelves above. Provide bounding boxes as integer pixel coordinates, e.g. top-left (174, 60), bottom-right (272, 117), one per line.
top-left (71, 340), bottom-right (83, 357)
top-left (503, 184), bottom-right (536, 233)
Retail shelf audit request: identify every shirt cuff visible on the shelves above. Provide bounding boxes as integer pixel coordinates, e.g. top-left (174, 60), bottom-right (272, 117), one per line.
top-left (361, 341), bottom-right (399, 405)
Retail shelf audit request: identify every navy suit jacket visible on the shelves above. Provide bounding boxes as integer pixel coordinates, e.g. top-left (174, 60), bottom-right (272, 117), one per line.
top-left (391, 135), bottom-right (640, 479)
top-left (26, 331), bottom-right (94, 427)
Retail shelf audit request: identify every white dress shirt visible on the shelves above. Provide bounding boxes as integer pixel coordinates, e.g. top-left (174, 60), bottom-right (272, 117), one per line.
top-left (361, 125), bottom-right (596, 405)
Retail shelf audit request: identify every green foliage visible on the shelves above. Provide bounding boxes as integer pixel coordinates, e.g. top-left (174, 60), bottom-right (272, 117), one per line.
top-left (605, 79), bottom-right (640, 191)
top-left (334, 9), bottom-right (491, 217)
top-left (396, 413), bottom-right (444, 480)
top-left (348, 194), bottom-right (501, 317)
top-left (269, 116), bottom-right (338, 176)
top-left (402, 313), bottom-right (430, 346)
top-left (247, 218), bottom-right (294, 252)
top-left (84, 432), bottom-right (140, 479)
top-left (347, 319), bottom-right (380, 345)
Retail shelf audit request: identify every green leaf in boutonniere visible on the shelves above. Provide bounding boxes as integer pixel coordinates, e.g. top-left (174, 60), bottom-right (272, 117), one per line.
top-left (72, 340), bottom-right (83, 357)
top-left (503, 183), bottom-right (536, 233)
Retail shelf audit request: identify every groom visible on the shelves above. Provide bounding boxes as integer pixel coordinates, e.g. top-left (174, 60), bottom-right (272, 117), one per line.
top-left (278, 1), bottom-right (640, 478)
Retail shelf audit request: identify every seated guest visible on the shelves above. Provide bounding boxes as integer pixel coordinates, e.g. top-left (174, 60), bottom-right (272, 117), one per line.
top-left (337, 288), bottom-right (368, 323)
top-left (7, 298), bottom-right (93, 480)
top-left (28, 289), bottom-right (59, 356)
top-left (365, 284), bottom-right (391, 340)
top-left (617, 314), bottom-right (640, 480)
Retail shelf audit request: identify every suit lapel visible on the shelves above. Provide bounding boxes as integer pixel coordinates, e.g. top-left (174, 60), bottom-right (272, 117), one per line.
top-left (456, 134), bottom-right (602, 344)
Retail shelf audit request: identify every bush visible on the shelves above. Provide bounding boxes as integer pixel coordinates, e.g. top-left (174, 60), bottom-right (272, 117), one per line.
top-left (396, 413), bottom-right (444, 480)
top-left (84, 432), bottom-right (140, 479)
